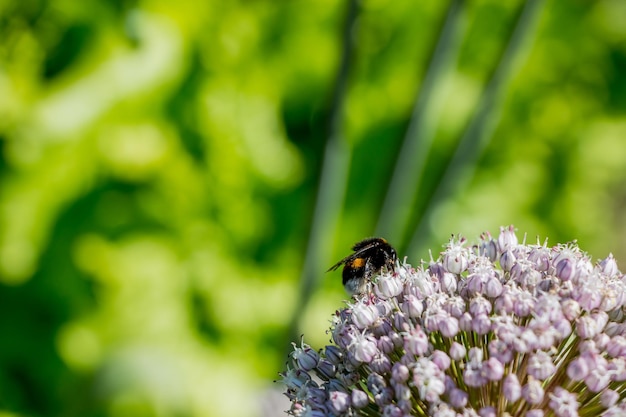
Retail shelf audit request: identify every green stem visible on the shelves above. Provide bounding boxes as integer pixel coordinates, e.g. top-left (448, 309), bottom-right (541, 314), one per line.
top-left (286, 0), bottom-right (358, 346)
top-left (376, 0), bottom-right (467, 246)
top-left (407, 0), bottom-right (547, 257)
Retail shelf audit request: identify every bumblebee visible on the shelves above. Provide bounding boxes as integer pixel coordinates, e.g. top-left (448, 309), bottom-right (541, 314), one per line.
top-left (327, 237), bottom-right (397, 295)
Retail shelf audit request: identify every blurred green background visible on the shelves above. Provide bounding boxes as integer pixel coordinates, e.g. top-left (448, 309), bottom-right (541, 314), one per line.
top-left (1, 0), bottom-right (625, 416)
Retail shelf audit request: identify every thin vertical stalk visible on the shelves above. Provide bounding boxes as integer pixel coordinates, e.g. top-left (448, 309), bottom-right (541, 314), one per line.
top-left (376, 0), bottom-right (467, 247)
top-left (287, 0), bottom-right (358, 343)
top-left (407, 0), bottom-right (546, 257)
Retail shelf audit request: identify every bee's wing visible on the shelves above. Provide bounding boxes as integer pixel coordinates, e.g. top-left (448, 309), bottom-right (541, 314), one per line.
top-left (327, 253), bottom-right (355, 272)
top-left (327, 241), bottom-right (380, 272)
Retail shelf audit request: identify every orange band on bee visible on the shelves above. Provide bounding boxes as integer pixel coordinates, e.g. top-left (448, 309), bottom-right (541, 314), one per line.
top-left (350, 258), bottom-right (366, 268)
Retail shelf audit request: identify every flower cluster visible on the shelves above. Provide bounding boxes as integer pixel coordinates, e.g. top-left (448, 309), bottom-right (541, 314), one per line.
top-left (280, 226), bottom-right (626, 416)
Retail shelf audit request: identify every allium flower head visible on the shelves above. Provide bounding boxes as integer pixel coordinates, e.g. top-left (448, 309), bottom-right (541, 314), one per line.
top-left (280, 226), bottom-right (626, 416)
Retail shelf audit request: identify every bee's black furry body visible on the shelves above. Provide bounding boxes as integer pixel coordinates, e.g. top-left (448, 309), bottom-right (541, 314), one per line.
top-left (327, 237), bottom-right (397, 294)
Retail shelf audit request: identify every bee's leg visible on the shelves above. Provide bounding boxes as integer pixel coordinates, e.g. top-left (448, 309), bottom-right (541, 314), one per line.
top-left (363, 260), bottom-right (376, 300)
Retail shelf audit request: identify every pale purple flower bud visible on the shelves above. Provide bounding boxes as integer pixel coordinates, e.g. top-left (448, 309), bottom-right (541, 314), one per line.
top-left (512, 329), bottom-right (537, 353)
top-left (488, 339), bottom-right (512, 363)
top-left (408, 268), bottom-right (436, 297)
top-left (600, 287), bottom-right (620, 312)
top-left (443, 296), bottom-right (465, 318)
top-left (351, 303), bottom-right (380, 330)
top-left (468, 347), bottom-right (483, 363)
top-left (376, 299), bottom-right (394, 317)
top-left (346, 351), bottom-right (362, 367)
top-left (460, 312), bottom-right (473, 331)
top-left (291, 403), bottom-right (326, 417)
top-left (371, 316), bottom-right (392, 338)
top-left (586, 365), bottom-right (611, 392)
top-left (324, 345), bottom-right (343, 365)
top-left (423, 310), bottom-right (439, 333)
top-left (522, 377), bottom-right (544, 405)
top-left (440, 272), bottom-right (458, 294)
top-left (449, 342), bottom-right (466, 361)
top-left (604, 321), bottom-right (626, 337)
top-left (561, 299), bottom-right (581, 321)
top-left (370, 352), bottom-right (392, 374)
top-left (472, 313), bottom-right (492, 335)
top-left (439, 315), bottom-right (459, 338)
top-left (307, 385), bottom-right (327, 405)
top-left (393, 311), bottom-right (408, 331)
top-left (526, 410), bottom-right (544, 417)
top-left (280, 366), bottom-right (312, 391)
top-left (469, 295), bottom-right (492, 316)
top-left (332, 322), bottom-right (355, 349)
top-left (367, 372), bottom-right (387, 394)
top-left (484, 276), bottom-right (503, 297)
top-left (376, 273), bottom-right (404, 299)
top-left (316, 359), bottom-right (336, 380)
top-left (492, 315), bottom-right (518, 343)
top-left (478, 232), bottom-right (498, 261)
top-left (511, 260), bottom-right (542, 287)
top-left (377, 335), bottom-right (395, 354)
top-left (429, 262), bottom-right (446, 281)
top-left (421, 378), bottom-right (445, 403)
top-left (500, 250), bottom-right (516, 272)
top-left (351, 389), bottom-right (369, 409)
top-left (528, 350), bottom-right (556, 380)
top-left (337, 370), bottom-right (359, 387)
top-left (291, 341), bottom-right (320, 371)
top-left (494, 291), bottom-right (514, 314)
top-left (443, 375), bottom-right (456, 393)
top-left (397, 400), bottom-right (412, 414)
top-left (443, 240), bottom-right (469, 275)
top-left (389, 331), bottom-right (403, 349)
top-left (595, 332), bottom-right (610, 351)
top-left (601, 389), bottom-right (619, 408)
top-left (404, 327), bottom-right (429, 356)
top-left (595, 311), bottom-right (609, 330)
top-left (497, 225), bottom-right (518, 252)
top-left (413, 358), bottom-right (446, 401)
top-left (538, 276), bottom-right (559, 292)
top-left (448, 387), bottom-right (468, 408)
top-left (482, 357), bottom-right (504, 381)
top-left (503, 373), bottom-right (521, 402)
top-left (576, 315), bottom-right (600, 339)
top-left (464, 366), bottom-right (487, 388)
top-left (598, 253), bottom-right (619, 277)
top-left (607, 335), bottom-right (626, 358)
top-left (393, 383), bottom-right (411, 402)
top-left (431, 403), bottom-right (459, 417)
top-left (548, 389), bottom-right (579, 417)
top-left (402, 294), bottom-right (423, 318)
top-left (383, 404), bottom-right (403, 417)
top-left (466, 272), bottom-right (488, 295)
top-left (350, 333), bottom-right (378, 363)
top-left (556, 256), bottom-right (575, 281)
top-left (328, 391), bottom-right (350, 414)
top-left (513, 291), bottom-right (535, 317)
top-left (479, 406), bottom-right (496, 417)
top-left (554, 318), bottom-right (572, 339)
top-left (391, 363), bottom-right (409, 383)
top-left (529, 246), bottom-right (551, 272)
top-left (431, 350), bottom-right (451, 370)
top-left (609, 358), bottom-right (626, 382)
